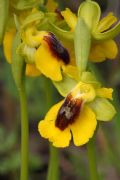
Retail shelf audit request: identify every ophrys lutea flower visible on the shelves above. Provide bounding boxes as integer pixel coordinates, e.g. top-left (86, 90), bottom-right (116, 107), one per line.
top-left (3, 26), bottom-right (75, 81)
top-left (38, 82), bottom-right (116, 147)
top-left (20, 26), bottom-right (73, 81)
top-left (61, 8), bottom-right (118, 62)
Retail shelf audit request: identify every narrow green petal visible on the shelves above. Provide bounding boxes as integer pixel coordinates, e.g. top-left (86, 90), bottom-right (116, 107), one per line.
top-left (93, 22), bottom-right (120, 41)
top-left (89, 97), bottom-right (116, 121)
top-left (96, 12), bottom-right (117, 33)
top-left (49, 21), bottom-right (74, 41)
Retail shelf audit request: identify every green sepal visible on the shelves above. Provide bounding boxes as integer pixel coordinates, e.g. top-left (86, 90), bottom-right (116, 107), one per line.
top-left (11, 0), bottom-right (43, 10)
top-left (89, 97), bottom-right (116, 121)
top-left (93, 22), bottom-right (120, 41)
top-left (78, 0), bottom-right (101, 31)
top-left (12, 31), bottom-right (26, 90)
top-left (0, 0), bottom-right (9, 44)
top-left (49, 21), bottom-right (74, 41)
top-left (74, 17), bottom-right (91, 75)
top-left (21, 11), bottom-right (44, 30)
top-left (53, 74), bottom-right (77, 97)
top-left (81, 71), bottom-right (101, 87)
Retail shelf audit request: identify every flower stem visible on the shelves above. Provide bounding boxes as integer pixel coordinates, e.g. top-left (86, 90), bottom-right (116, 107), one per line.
top-left (44, 79), bottom-right (59, 180)
top-left (19, 85), bottom-right (29, 180)
top-left (87, 136), bottom-right (99, 180)
top-left (47, 144), bottom-right (59, 180)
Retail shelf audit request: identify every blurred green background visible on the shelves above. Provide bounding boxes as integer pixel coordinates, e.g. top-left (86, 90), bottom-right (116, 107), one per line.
top-left (0, 0), bottom-right (120, 179)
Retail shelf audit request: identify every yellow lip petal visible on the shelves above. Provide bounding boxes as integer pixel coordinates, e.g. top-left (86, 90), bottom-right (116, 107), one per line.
top-left (45, 100), bottom-right (64, 121)
top-left (38, 100), bottom-right (71, 148)
top-left (101, 40), bottom-right (118, 59)
top-left (70, 105), bottom-right (97, 146)
top-left (35, 43), bottom-right (63, 81)
top-left (89, 40), bottom-right (118, 62)
top-left (89, 43), bottom-right (106, 62)
top-left (3, 29), bottom-right (16, 64)
top-left (39, 120), bottom-right (71, 148)
top-left (26, 64), bottom-right (41, 77)
top-left (61, 8), bottom-right (77, 30)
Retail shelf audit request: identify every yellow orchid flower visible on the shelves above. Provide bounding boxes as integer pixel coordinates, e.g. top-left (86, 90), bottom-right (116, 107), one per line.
top-left (3, 6), bottom-right (75, 81)
top-left (3, 27), bottom-right (72, 80)
top-left (38, 82), bottom-right (116, 147)
top-left (18, 26), bottom-right (75, 81)
top-left (61, 8), bottom-right (118, 62)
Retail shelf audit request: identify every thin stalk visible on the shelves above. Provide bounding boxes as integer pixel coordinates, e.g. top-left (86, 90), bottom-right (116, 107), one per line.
top-left (19, 85), bottom-right (29, 180)
top-left (87, 137), bottom-right (99, 180)
top-left (47, 144), bottom-right (59, 180)
top-left (44, 79), bottom-right (59, 180)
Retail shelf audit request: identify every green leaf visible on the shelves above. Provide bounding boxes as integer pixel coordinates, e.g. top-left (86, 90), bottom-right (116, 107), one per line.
top-left (74, 17), bottom-right (91, 74)
top-left (78, 0), bottom-right (101, 31)
top-left (53, 74), bottom-right (77, 97)
top-left (89, 97), bottom-right (116, 121)
top-left (12, 32), bottom-right (25, 90)
top-left (0, 0), bottom-right (9, 44)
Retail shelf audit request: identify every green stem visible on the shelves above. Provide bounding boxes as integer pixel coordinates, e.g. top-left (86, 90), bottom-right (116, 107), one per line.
top-left (87, 137), bottom-right (99, 180)
top-left (19, 85), bottom-right (29, 180)
top-left (44, 79), bottom-right (59, 180)
top-left (47, 144), bottom-right (59, 180)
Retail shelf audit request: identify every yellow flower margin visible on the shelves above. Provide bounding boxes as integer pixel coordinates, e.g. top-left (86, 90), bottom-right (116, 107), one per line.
top-left (38, 82), bottom-right (116, 148)
top-left (61, 8), bottom-right (118, 62)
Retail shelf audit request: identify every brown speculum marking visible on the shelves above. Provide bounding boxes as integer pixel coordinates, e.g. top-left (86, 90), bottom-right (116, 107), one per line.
top-left (55, 94), bottom-right (82, 131)
top-left (43, 32), bottom-right (70, 64)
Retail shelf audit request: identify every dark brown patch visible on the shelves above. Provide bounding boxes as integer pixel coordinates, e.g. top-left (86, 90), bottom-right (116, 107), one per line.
top-left (55, 8), bottom-right (64, 19)
top-left (43, 32), bottom-right (70, 64)
top-left (55, 94), bottom-right (82, 131)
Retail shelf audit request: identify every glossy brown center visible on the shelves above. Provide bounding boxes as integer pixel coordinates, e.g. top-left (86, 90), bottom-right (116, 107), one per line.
top-left (55, 94), bottom-right (82, 130)
top-left (43, 32), bottom-right (70, 64)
